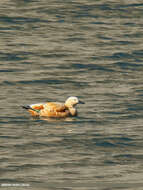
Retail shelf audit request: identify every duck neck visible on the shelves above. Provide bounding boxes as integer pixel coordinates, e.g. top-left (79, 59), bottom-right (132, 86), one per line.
top-left (68, 106), bottom-right (77, 116)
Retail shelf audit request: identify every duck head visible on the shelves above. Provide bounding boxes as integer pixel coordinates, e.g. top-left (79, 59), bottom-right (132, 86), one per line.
top-left (65, 96), bottom-right (85, 108)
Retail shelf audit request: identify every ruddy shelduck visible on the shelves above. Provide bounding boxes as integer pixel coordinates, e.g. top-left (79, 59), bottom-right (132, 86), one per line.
top-left (22, 96), bottom-right (85, 118)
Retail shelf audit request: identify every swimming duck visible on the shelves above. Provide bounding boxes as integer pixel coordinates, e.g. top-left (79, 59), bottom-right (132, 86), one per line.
top-left (22, 96), bottom-right (84, 118)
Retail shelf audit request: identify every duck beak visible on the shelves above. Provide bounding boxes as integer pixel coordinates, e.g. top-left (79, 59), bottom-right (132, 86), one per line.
top-left (79, 100), bottom-right (85, 104)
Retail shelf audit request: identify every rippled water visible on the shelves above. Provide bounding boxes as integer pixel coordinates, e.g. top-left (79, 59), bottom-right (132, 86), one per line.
top-left (1, 0), bottom-right (143, 189)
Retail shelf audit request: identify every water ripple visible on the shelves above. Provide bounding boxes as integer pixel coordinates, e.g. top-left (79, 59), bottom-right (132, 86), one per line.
top-left (0, 0), bottom-right (143, 189)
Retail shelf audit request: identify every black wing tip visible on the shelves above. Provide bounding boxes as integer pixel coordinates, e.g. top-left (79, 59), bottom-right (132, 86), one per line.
top-left (22, 105), bottom-right (31, 110)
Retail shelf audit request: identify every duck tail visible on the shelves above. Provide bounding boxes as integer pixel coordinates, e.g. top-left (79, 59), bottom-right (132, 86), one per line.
top-left (22, 105), bottom-right (31, 110)
top-left (22, 105), bottom-right (40, 114)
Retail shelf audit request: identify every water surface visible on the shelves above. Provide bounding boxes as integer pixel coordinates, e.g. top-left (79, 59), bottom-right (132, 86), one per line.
top-left (0, 0), bottom-right (143, 189)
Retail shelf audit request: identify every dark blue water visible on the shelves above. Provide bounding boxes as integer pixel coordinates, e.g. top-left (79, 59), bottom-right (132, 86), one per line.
top-left (0, 0), bottom-right (143, 189)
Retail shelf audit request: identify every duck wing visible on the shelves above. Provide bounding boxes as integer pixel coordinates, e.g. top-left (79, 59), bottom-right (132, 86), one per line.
top-left (30, 103), bottom-right (45, 110)
top-left (45, 102), bottom-right (67, 112)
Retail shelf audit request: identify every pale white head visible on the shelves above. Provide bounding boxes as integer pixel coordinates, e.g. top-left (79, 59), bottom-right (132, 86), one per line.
top-left (65, 96), bottom-right (84, 107)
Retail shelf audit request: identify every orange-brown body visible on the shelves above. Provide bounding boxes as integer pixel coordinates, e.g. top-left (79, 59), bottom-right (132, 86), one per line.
top-left (27, 102), bottom-right (71, 118)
